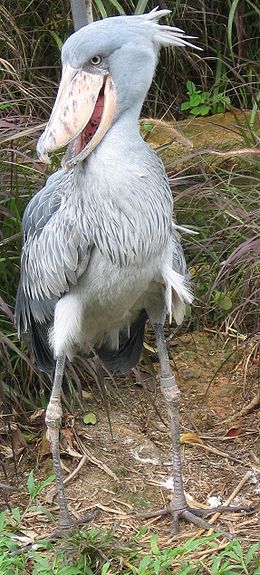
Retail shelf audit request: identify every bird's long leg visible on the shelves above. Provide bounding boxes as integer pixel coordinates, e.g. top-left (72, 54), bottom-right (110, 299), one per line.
top-left (147, 323), bottom-right (249, 536)
top-left (45, 352), bottom-right (73, 530)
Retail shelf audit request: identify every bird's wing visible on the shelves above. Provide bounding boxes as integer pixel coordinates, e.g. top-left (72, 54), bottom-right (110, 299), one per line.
top-left (16, 169), bottom-right (92, 335)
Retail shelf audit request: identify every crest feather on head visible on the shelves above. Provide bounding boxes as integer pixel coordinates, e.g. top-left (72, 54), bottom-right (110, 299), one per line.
top-left (136, 8), bottom-right (201, 51)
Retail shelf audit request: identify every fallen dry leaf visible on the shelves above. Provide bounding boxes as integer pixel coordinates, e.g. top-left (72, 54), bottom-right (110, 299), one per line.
top-left (225, 426), bottom-right (242, 437)
top-left (180, 432), bottom-right (203, 445)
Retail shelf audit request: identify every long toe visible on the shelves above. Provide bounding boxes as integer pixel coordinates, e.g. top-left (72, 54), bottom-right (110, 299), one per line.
top-left (143, 501), bottom-right (250, 538)
top-left (49, 508), bottom-right (98, 539)
top-left (172, 508), bottom-right (233, 539)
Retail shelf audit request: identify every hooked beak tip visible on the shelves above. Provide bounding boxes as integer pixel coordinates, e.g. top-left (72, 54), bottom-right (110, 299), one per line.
top-left (36, 138), bottom-right (51, 165)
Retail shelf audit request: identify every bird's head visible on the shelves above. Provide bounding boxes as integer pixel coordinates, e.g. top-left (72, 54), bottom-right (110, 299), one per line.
top-left (37, 9), bottom-right (199, 169)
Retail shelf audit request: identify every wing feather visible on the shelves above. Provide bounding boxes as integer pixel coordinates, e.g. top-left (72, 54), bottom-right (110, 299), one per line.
top-left (16, 169), bottom-right (92, 336)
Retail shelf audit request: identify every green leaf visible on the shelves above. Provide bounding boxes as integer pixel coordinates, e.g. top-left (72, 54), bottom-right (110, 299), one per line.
top-left (134, 0), bottom-right (150, 14)
top-left (138, 556), bottom-right (151, 574)
top-left (108, 0), bottom-right (126, 14)
top-left (222, 96), bottom-right (231, 104)
top-left (228, 0), bottom-right (240, 59)
top-left (11, 507), bottom-right (21, 523)
top-left (134, 525), bottom-right (149, 539)
top-left (189, 105), bottom-right (210, 116)
top-left (199, 92), bottom-right (209, 103)
top-left (143, 123), bottom-right (154, 133)
top-left (181, 101), bottom-right (192, 111)
top-left (94, 0), bottom-right (107, 18)
top-left (215, 104), bottom-right (225, 114)
top-left (154, 558), bottom-right (161, 575)
top-left (189, 94), bottom-right (202, 107)
top-left (35, 475), bottom-right (55, 495)
top-left (245, 543), bottom-right (260, 564)
top-left (214, 290), bottom-right (233, 311)
top-left (150, 533), bottom-right (160, 556)
top-left (27, 470), bottom-right (35, 496)
top-left (83, 412), bottom-right (97, 425)
top-left (49, 30), bottom-right (63, 51)
top-left (185, 304), bottom-right (192, 318)
top-left (186, 80), bottom-right (197, 95)
top-left (220, 295), bottom-right (233, 311)
top-left (199, 105), bottom-right (211, 116)
top-left (101, 561), bottom-right (111, 575)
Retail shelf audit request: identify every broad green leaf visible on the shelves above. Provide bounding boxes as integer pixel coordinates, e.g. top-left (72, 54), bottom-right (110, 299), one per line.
top-left (83, 412), bottom-right (97, 425)
top-left (199, 105), bottom-right (211, 116)
top-left (189, 94), bottom-right (202, 107)
top-left (219, 295), bottom-right (233, 311)
top-left (190, 105), bottom-right (210, 116)
top-left (181, 101), bottom-right (192, 111)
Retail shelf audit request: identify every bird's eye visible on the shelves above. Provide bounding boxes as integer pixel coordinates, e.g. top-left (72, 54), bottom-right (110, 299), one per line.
top-left (90, 55), bottom-right (102, 66)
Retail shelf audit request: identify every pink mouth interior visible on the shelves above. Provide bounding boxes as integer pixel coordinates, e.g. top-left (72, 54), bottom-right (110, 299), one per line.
top-left (69, 86), bottom-right (105, 158)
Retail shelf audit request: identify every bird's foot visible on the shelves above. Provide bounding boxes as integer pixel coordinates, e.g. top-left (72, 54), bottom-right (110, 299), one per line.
top-left (49, 508), bottom-right (98, 540)
top-left (143, 500), bottom-right (251, 539)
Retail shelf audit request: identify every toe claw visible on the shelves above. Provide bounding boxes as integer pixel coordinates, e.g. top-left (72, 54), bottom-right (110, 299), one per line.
top-left (143, 500), bottom-right (249, 537)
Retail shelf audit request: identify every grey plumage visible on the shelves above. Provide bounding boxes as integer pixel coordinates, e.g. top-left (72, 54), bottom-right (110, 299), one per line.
top-left (16, 9), bottom-right (194, 373)
top-left (16, 10), bottom-right (241, 536)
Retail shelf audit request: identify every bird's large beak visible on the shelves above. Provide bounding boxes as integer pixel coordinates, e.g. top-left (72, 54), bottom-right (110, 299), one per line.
top-left (37, 63), bottom-right (116, 168)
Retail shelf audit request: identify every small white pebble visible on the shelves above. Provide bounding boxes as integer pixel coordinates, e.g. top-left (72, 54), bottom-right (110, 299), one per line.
top-left (207, 495), bottom-right (222, 507)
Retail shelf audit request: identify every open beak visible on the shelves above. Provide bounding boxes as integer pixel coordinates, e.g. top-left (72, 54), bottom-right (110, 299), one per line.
top-left (37, 63), bottom-right (116, 169)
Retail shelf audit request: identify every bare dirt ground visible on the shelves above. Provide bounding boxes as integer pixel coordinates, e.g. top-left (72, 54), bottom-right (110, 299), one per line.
top-left (1, 330), bottom-right (260, 547)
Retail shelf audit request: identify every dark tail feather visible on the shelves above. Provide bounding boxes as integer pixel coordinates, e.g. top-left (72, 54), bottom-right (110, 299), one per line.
top-left (97, 310), bottom-right (148, 374)
top-left (30, 319), bottom-right (55, 374)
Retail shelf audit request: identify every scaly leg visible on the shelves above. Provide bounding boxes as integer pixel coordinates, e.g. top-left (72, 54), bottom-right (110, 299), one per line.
top-left (45, 353), bottom-right (73, 531)
top-left (145, 324), bottom-right (249, 536)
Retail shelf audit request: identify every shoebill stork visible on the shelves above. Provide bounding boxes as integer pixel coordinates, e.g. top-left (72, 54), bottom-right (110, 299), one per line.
top-left (16, 10), bottom-right (242, 535)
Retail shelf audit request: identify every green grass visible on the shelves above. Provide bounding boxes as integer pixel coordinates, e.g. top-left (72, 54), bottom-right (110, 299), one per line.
top-left (1, 509), bottom-right (260, 574)
top-left (0, 0), bottom-right (259, 462)
top-left (174, 166), bottom-right (260, 335)
top-left (0, 472), bottom-right (259, 575)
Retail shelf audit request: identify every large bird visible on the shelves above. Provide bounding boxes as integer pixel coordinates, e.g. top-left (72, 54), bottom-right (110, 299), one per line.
top-left (16, 9), bottom-right (242, 535)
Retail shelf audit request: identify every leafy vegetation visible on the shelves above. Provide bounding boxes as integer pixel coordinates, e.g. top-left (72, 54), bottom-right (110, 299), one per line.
top-left (174, 167), bottom-right (260, 335)
top-left (1, 0), bottom-right (259, 397)
top-left (1, 501), bottom-right (260, 574)
top-left (181, 81), bottom-right (231, 116)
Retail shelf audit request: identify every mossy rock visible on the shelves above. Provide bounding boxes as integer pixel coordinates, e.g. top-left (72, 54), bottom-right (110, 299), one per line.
top-left (140, 111), bottom-right (260, 173)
